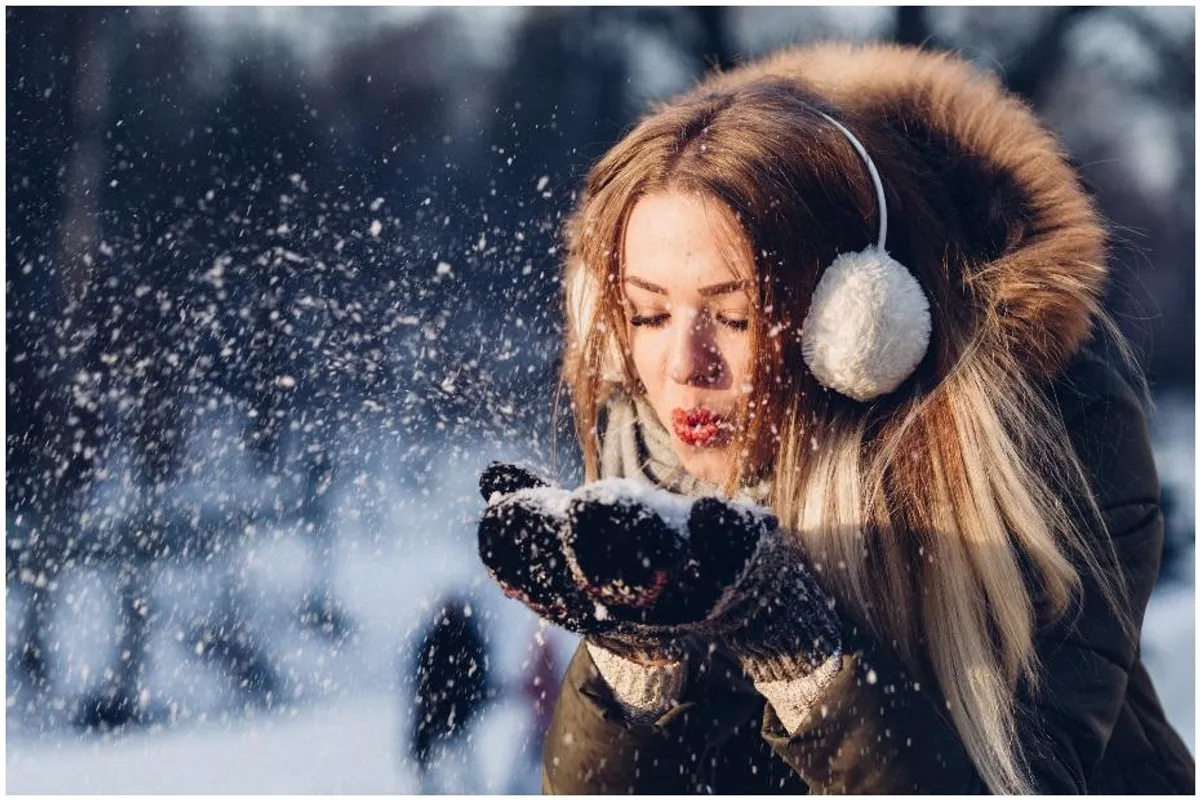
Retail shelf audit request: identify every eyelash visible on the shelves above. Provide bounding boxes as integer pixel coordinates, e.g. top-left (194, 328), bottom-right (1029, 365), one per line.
top-left (629, 313), bottom-right (749, 332)
top-left (629, 314), bottom-right (668, 329)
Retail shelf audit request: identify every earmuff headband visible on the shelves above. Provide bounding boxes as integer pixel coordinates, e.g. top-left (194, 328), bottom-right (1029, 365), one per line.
top-left (800, 113), bottom-right (932, 402)
top-left (817, 112), bottom-right (888, 250)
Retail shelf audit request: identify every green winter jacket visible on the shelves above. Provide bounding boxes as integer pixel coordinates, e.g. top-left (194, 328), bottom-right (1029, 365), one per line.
top-left (540, 349), bottom-right (1195, 794)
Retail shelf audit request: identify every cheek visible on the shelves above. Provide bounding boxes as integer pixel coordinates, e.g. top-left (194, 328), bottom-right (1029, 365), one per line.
top-left (627, 330), bottom-right (660, 384)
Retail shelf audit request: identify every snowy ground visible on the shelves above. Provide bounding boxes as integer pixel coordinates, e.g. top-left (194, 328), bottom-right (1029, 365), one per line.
top-left (5, 521), bottom-right (571, 794)
top-left (6, 395), bottom-right (1195, 793)
top-left (6, 430), bottom-right (574, 794)
top-left (7, 692), bottom-right (545, 794)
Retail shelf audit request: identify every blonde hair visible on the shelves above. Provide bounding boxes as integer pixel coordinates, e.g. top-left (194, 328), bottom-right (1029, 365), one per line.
top-left (558, 47), bottom-right (1135, 794)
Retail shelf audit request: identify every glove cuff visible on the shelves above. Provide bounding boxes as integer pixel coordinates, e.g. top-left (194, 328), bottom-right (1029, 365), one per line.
top-left (586, 641), bottom-right (687, 722)
top-left (737, 640), bottom-right (841, 684)
top-left (752, 652), bottom-right (844, 732)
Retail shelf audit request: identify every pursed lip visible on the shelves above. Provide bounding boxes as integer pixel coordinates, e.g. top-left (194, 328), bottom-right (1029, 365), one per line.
top-left (670, 406), bottom-right (732, 447)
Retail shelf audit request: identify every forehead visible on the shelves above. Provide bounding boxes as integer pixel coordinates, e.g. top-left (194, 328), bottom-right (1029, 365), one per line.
top-left (621, 190), bottom-right (752, 288)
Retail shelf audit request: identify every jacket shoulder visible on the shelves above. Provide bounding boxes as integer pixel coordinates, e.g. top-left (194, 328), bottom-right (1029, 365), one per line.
top-left (1050, 348), bottom-right (1160, 510)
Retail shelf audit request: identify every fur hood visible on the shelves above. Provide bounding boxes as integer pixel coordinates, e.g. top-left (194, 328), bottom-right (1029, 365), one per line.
top-left (702, 42), bottom-right (1108, 383)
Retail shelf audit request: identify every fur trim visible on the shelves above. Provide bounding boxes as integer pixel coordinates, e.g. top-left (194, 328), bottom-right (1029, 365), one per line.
top-left (802, 247), bottom-right (932, 401)
top-left (707, 42), bottom-right (1107, 381)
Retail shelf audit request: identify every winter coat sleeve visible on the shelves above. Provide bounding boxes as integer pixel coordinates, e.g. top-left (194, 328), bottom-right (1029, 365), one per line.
top-left (757, 623), bottom-right (985, 793)
top-left (759, 351), bottom-right (1165, 793)
top-left (542, 638), bottom-right (768, 794)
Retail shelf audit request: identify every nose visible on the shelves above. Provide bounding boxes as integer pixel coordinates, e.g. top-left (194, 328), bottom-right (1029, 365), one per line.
top-left (666, 311), bottom-right (724, 386)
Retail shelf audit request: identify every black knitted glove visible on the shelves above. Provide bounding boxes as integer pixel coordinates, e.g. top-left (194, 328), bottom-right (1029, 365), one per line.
top-left (680, 496), bottom-right (843, 683)
top-left (478, 463), bottom-right (843, 682)
top-left (565, 480), bottom-right (843, 683)
top-left (477, 463), bottom-right (687, 663)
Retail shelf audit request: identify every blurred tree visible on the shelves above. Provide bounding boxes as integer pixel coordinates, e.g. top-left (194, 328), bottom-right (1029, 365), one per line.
top-left (633, 7), bottom-right (737, 72)
top-left (895, 7), bottom-right (935, 48)
top-left (1000, 7), bottom-right (1095, 104)
top-left (692, 7), bottom-right (736, 70)
top-left (6, 5), bottom-right (115, 700)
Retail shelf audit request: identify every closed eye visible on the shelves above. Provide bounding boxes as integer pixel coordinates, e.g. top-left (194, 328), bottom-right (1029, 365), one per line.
top-left (629, 312), bottom-right (748, 331)
top-left (629, 313), bottom-right (670, 329)
top-left (716, 315), bottom-right (749, 332)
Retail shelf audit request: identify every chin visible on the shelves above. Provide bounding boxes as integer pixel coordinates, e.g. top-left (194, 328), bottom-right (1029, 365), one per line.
top-left (675, 446), bottom-right (731, 487)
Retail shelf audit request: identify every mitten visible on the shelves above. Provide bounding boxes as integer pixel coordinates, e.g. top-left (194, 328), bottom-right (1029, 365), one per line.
top-left (563, 480), bottom-right (844, 688)
top-left (687, 497), bottom-right (842, 682)
top-left (478, 467), bottom-right (844, 726)
top-left (476, 463), bottom-right (687, 665)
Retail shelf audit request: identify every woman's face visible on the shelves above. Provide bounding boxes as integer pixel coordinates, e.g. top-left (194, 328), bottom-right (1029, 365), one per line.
top-left (622, 190), bottom-right (759, 486)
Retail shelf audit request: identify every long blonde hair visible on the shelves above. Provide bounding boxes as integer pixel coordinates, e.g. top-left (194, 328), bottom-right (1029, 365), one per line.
top-left (559, 45), bottom-right (1134, 794)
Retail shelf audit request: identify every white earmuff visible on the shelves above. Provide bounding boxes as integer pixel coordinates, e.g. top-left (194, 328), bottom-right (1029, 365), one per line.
top-left (800, 113), bottom-right (932, 402)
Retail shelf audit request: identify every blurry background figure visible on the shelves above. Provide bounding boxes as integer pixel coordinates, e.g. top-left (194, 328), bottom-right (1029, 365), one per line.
top-left (407, 594), bottom-right (494, 793)
top-left (522, 627), bottom-right (560, 749)
top-left (507, 623), bottom-right (563, 794)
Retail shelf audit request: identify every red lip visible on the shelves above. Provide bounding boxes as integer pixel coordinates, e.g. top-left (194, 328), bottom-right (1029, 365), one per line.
top-left (671, 407), bottom-right (731, 447)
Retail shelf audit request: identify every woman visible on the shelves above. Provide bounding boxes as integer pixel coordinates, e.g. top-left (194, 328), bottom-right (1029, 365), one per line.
top-left (476, 42), bottom-right (1194, 793)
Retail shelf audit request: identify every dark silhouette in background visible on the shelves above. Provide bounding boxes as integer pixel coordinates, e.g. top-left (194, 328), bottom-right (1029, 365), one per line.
top-left (407, 595), bottom-right (494, 792)
top-left (512, 626), bottom-right (563, 793)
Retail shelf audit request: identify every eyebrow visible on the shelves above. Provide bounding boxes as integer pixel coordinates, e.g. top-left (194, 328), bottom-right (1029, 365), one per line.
top-left (623, 276), bottom-right (750, 297)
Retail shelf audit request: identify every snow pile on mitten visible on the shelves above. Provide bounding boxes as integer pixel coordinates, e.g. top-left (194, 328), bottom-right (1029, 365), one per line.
top-left (476, 462), bottom-right (844, 682)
